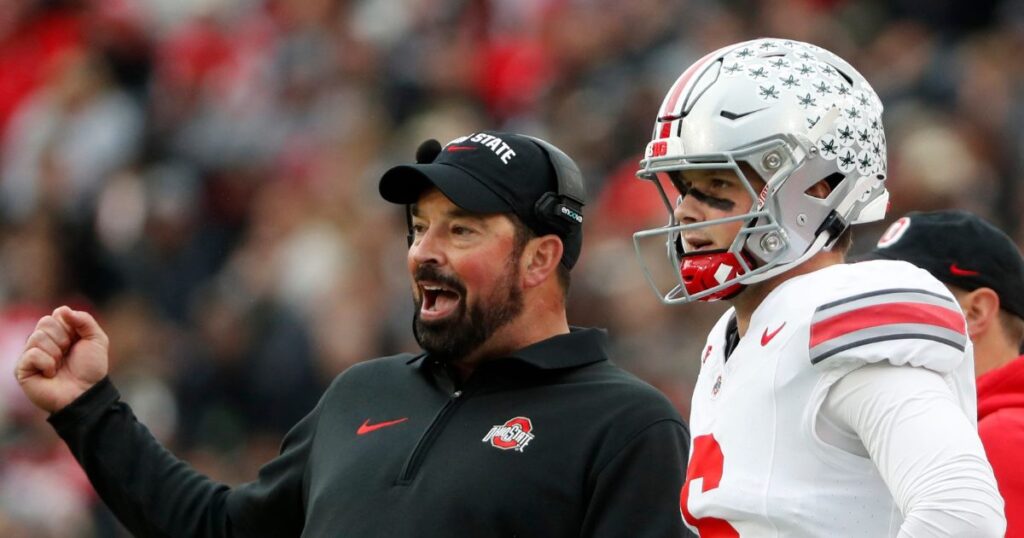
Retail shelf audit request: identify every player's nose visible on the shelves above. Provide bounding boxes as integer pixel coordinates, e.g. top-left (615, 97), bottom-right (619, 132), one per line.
top-left (674, 194), bottom-right (702, 224)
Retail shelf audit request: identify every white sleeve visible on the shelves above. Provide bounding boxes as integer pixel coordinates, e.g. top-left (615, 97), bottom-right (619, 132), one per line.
top-left (821, 362), bottom-right (1005, 537)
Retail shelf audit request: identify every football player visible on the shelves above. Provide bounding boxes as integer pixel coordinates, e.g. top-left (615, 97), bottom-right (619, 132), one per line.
top-left (632, 38), bottom-right (1006, 536)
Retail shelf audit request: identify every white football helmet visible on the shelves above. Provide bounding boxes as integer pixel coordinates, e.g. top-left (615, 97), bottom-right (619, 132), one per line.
top-left (633, 38), bottom-right (889, 304)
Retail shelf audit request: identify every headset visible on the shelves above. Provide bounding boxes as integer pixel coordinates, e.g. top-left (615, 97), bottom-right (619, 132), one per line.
top-left (523, 135), bottom-right (587, 236)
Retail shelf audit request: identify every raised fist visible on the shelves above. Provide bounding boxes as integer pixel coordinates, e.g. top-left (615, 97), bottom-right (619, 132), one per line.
top-left (14, 306), bottom-right (109, 413)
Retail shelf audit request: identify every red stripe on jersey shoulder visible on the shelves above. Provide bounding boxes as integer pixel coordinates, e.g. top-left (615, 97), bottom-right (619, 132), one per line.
top-left (810, 302), bottom-right (965, 348)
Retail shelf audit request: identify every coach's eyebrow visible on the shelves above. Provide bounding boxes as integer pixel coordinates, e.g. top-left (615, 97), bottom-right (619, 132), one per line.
top-left (409, 204), bottom-right (489, 222)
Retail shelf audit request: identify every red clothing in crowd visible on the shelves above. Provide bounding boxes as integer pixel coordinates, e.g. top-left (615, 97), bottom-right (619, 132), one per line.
top-left (977, 355), bottom-right (1024, 538)
top-left (0, 9), bottom-right (82, 138)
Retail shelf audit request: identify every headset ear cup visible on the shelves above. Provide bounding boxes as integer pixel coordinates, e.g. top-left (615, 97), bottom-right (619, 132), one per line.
top-left (534, 192), bottom-right (565, 234)
top-left (534, 192), bottom-right (584, 236)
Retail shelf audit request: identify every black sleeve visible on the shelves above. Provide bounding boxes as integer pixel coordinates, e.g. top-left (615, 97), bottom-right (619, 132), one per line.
top-left (49, 377), bottom-right (320, 538)
top-left (581, 419), bottom-right (695, 538)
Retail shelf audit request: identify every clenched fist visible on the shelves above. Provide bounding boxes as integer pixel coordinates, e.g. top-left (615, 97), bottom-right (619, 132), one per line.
top-left (14, 306), bottom-right (109, 413)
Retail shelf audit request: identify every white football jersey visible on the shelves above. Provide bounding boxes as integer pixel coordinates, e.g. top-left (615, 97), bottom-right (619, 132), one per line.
top-left (682, 260), bottom-right (976, 537)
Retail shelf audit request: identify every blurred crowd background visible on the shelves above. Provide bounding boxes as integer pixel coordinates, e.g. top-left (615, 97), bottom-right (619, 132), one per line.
top-left (0, 0), bottom-right (1022, 535)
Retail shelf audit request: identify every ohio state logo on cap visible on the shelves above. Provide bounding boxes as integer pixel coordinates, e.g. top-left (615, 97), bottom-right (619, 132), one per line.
top-left (876, 216), bottom-right (911, 248)
top-left (482, 416), bottom-right (535, 452)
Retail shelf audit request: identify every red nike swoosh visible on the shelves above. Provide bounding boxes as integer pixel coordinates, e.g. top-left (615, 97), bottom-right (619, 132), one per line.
top-left (761, 322), bottom-right (786, 346)
top-left (949, 263), bottom-right (980, 277)
top-left (445, 145), bottom-right (477, 152)
top-left (357, 417), bottom-right (409, 435)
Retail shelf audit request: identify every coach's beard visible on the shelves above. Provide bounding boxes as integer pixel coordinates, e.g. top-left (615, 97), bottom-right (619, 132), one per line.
top-left (412, 263), bottom-right (523, 365)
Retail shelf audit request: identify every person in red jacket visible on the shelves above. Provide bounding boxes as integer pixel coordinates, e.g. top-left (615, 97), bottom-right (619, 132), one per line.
top-left (866, 210), bottom-right (1024, 537)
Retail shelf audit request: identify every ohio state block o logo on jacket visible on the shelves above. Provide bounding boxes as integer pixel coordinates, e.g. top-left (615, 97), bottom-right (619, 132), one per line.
top-left (482, 417), bottom-right (535, 452)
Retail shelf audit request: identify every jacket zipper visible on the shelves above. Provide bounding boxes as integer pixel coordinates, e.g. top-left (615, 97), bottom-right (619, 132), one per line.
top-left (396, 389), bottom-right (465, 484)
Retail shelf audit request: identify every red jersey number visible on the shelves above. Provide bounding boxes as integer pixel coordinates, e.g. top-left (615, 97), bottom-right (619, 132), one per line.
top-left (680, 434), bottom-right (739, 537)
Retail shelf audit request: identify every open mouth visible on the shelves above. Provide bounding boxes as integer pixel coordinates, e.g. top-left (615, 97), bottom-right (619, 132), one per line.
top-left (418, 281), bottom-right (462, 321)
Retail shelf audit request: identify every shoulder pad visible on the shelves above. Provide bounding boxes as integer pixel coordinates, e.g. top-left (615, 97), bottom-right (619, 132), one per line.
top-left (762, 261), bottom-right (969, 373)
top-left (809, 279), bottom-right (968, 373)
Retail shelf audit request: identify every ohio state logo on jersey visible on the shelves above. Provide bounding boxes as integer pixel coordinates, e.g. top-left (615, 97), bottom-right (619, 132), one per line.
top-left (482, 417), bottom-right (535, 452)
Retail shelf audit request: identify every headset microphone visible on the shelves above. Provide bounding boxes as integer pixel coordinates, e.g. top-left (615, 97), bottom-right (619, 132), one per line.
top-left (407, 139), bottom-right (443, 246)
top-left (415, 139), bottom-right (442, 164)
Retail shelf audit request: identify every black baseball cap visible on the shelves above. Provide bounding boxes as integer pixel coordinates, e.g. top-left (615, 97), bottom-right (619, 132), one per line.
top-left (863, 210), bottom-right (1024, 320)
top-left (379, 131), bottom-right (583, 269)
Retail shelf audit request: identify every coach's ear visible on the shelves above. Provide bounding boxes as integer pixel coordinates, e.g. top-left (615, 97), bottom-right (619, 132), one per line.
top-left (520, 234), bottom-right (563, 290)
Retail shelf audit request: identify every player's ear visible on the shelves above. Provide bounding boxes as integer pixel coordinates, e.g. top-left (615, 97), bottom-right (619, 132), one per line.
top-left (960, 287), bottom-right (1000, 339)
top-left (521, 235), bottom-right (563, 290)
top-left (804, 179), bottom-right (832, 199)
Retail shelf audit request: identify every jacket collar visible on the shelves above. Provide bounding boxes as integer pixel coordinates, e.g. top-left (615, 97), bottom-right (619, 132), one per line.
top-left (406, 327), bottom-right (609, 370)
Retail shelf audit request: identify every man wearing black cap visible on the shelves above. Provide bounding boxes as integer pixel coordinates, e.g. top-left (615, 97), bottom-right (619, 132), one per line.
top-left (14, 131), bottom-right (693, 537)
top-left (866, 209), bottom-right (1024, 538)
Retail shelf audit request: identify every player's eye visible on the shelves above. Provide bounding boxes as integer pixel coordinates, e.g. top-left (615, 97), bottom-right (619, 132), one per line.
top-left (709, 177), bottom-right (732, 191)
top-left (665, 171), bottom-right (689, 197)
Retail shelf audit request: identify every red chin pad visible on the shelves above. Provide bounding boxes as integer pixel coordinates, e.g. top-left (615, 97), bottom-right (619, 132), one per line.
top-left (679, 251), bottom-right (751, 301)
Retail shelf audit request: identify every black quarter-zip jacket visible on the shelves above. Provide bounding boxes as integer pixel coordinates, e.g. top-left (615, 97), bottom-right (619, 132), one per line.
top-left (49, 328), bottom-right (693, 537)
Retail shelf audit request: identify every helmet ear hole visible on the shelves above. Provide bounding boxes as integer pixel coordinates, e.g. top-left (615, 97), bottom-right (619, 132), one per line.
top-left (803, 172), bottom-right (845, 199)
top-left (823, 172), bottom-right (844, 190)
